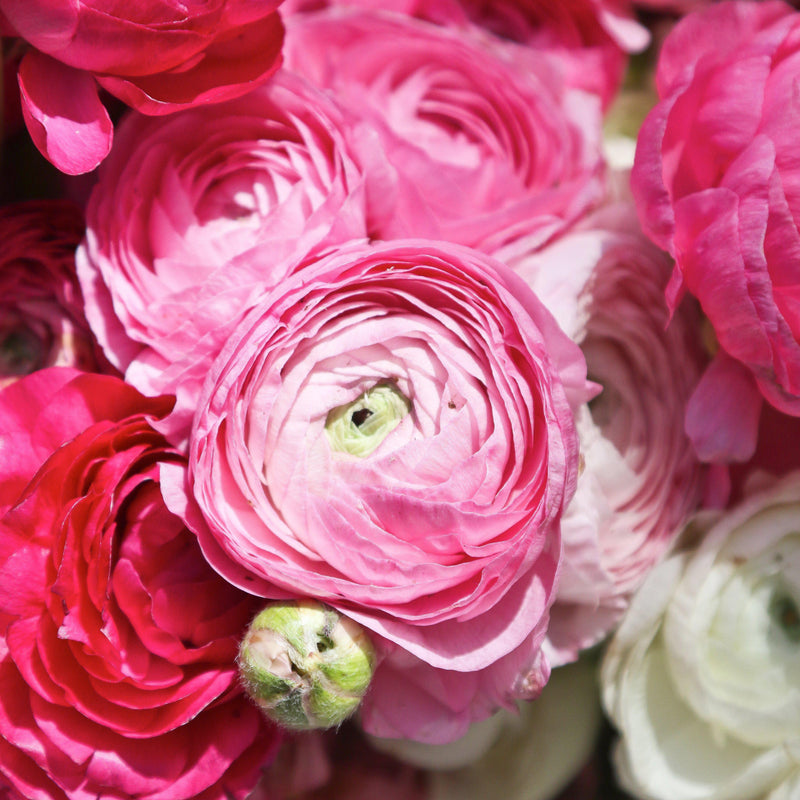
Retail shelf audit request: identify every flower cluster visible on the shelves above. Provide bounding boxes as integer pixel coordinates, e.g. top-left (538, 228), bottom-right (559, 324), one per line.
top-left (2, 1), bottom-right (800, 799)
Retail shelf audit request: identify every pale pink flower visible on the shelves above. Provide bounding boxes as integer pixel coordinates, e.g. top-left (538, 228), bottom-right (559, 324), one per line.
top-left (161, 239), bottom-right (594, 743)
top-left (510, 202), bottom-right (708, 662)
top-left (283, 8), bottom-right (606, 255)
top-left (281, 0), bottom-right (648, 107)
top-left (77, 70), bottom-right (380, 398)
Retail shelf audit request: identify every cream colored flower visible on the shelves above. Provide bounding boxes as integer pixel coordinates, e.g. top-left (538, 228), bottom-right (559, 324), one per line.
top-left (602, 474), bottom-right (800, 800)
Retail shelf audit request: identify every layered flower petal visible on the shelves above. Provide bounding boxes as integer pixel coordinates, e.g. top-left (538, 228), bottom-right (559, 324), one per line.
top-left (0, 369), bottom-right (281, 799)
top-left (163, 239), bottom-right (593, 742)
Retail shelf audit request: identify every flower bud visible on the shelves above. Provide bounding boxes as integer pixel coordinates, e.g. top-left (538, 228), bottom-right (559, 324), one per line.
top-left (238, 600), bottom-right (376, 731)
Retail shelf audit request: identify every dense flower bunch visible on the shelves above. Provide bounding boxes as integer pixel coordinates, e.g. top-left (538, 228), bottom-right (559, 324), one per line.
top-left (2, 1), bottom-right (800, 799)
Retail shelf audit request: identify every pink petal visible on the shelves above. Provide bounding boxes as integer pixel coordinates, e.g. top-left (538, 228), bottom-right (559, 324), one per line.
top-left (17, 50), bottom-right (112, 175)
top-left (685, 351), bottom-right (763, 462)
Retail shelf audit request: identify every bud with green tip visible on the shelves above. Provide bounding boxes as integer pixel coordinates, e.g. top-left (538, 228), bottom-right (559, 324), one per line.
top-left (238, 599), bottom-right (376, 731)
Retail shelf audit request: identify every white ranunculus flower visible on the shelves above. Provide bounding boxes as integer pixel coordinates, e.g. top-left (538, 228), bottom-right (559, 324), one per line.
top-left (601, 475), bottom-right (800, 800)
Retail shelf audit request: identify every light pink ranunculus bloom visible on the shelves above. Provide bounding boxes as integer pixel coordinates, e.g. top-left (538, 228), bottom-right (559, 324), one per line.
top-left (447, 0), bottom-right (649, 109)
top-left (283, 8), bottom-right (606, 255)
top-left (510, 202), bottom-right (708, 662)
top-left (0, 368), bottom-right (282, 799)
top-left (0, 0), bottom-right (284, 174)
top-left (77, 70), bottom-right (379, 399)
top-left (281, 0), bottom-right (648, 109)
top-left (0, 200), bottom-right (106, 386)
top-left (632, 0), bottom-right (800, 463)
top-left (161, 239), bottom-right (595, 743)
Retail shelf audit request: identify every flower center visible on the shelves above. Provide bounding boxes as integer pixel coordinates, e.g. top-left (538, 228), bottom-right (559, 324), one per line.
top-left (769, 590), bottom-right (800, 644)
top-left (0, 327), bottom-right (44, 377)
top-left (325, 382), bottom-right (411, 458)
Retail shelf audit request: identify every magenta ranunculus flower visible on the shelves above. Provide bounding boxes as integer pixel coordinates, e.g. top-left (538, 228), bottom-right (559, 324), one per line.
top-left (0, 0), bottom-right (285, 174)
top-left (0, 200), bottom-right (105, 387)
top-left (0, 368), bottom-right (281, 799)
top-left (283, 8), bottom-right (605, 255)
top-left (161, 239), bottom-right (595, 743)
top-left (631, 0), bottom-right (800, 462)
top-left (77, 70), bottom-right (380, 396)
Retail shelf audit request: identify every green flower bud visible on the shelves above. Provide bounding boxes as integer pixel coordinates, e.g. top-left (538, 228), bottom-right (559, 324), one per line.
top-left (325, 382), bottom-right (411, 458)
top-left (238, 599), bottom-right (376, 731)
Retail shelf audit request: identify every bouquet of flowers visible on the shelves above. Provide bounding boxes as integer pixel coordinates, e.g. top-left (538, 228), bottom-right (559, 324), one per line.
top-left (1, 0), bottom-right (799, 798)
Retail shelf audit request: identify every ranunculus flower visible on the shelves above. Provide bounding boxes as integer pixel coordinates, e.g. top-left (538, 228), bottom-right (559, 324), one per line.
top-left (77, 70), bottom-right (380, 395)
top-left (0, 0), bottom-right (284, 174)
top-left (631, 0), bottom-right (800, 462)
top-left (162, 239), bottom-right (595, 743)
top-left (283, 8), bottom-right (605, 255)
top-left (0, 200), bottom-right (105, 387)
top-left (281, 0), bottom-right (648, 108)
top-left (445, 0), bottom-right (649, 109)
top-left (0, 368), bottom-right (281, 799)
top-left (507, 201), bottom-right (708, 662)
top-left (602, 472), bottom-right (800, 800)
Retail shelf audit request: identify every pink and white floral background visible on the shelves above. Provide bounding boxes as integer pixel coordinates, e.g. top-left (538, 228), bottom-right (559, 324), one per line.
top-left (1, 1), bottom-right (799, 798)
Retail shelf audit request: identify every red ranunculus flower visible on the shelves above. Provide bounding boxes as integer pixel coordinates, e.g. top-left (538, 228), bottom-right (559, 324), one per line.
top-left (0, 200), bottom-right (105, 387)
top-left (0, 368), bottom-right (281, 799)
top-left (0, 0), bottom-right (285, 174)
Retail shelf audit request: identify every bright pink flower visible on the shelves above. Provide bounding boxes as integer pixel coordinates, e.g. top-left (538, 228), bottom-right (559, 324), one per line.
top-left (0, 200), bottom-right (105, 387)
top-left (161, 240), bottom-right (595, 743)
top-left (77, 70), bottom-right (379, 396)
top-left (513, 202), bottom-right (708, 661)
top-left (283, 8), bottom-right (605, 254)
top-left (0, 0), bottom-right (284, 174)
top-left (631, 0), bottom-right (800, 462)
top-left (0, 368), bottom-right (281, 799)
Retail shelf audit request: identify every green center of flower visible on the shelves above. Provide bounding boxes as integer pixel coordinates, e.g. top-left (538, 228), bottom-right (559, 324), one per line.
top-left (769, 590), bottom-right (800, 644)
top-left (325, 382), bottom-right (411, 458)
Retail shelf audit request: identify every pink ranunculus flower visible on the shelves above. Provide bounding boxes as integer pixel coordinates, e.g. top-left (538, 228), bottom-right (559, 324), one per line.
top-left (631, 0), bottom-right (800, 463)
top-left (0, 200), bottom-right (106, 387)
top-left (281, 0), bottom-right (648, 109)
top-left (161, 239), bottom-right (595, 743)
top-left (283, 8), bottom-right (606, 255)
top-left (0, 368), bottom-right (281, 799)
top-left (0, 0), bottom-right (284, 174)
top-left (446, 0), bottom-right (649, 109)
top-left (77, 70), bottom-right (379, 399)
top-left (509, 201), bottom-right (708, 662)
